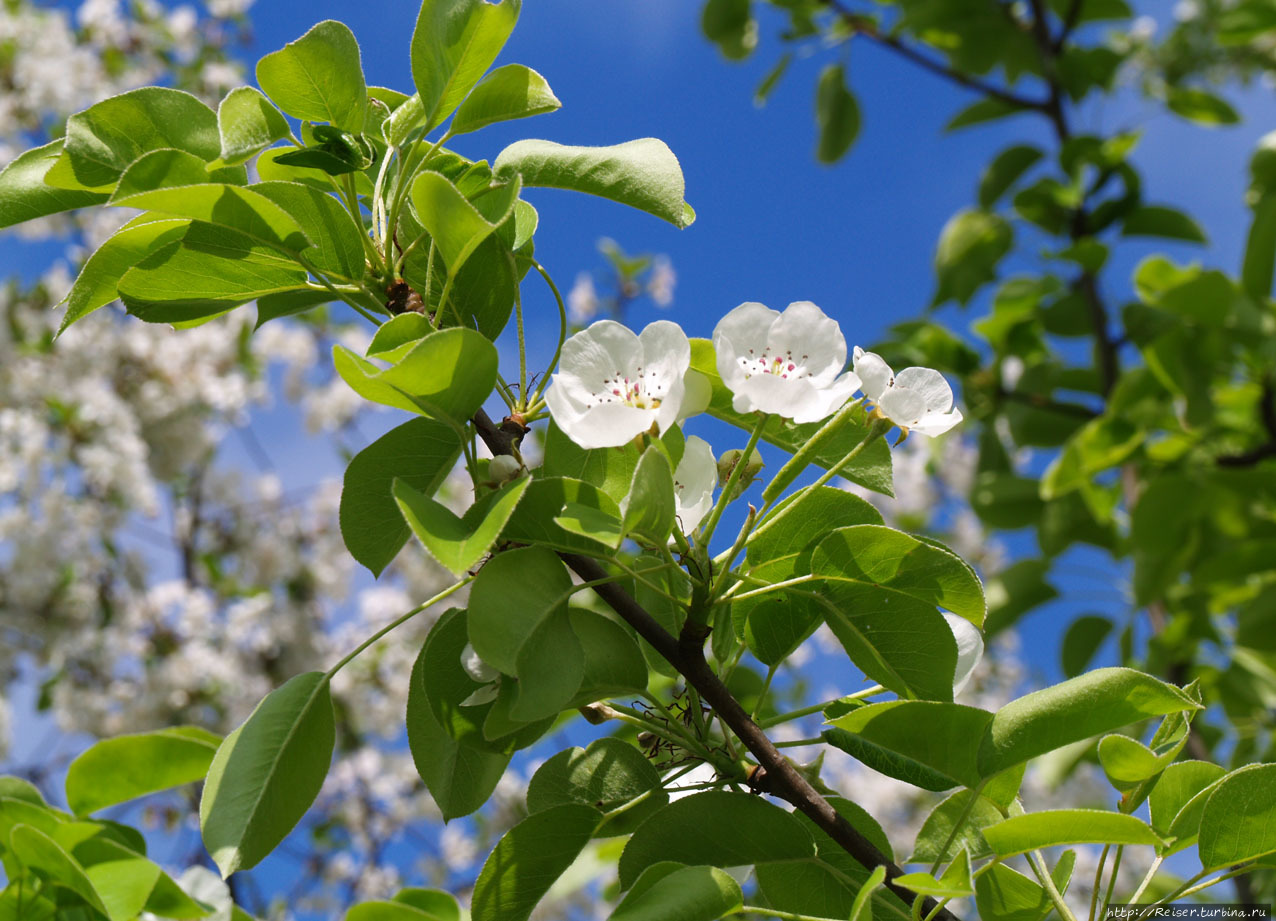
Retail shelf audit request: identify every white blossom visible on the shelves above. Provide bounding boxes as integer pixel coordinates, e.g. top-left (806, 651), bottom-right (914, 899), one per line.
top-left (646, 255), bottom-right (676, 307)
top-left (673, 435), bottom-right (716, 534)
top-left (545, 320), bottom-right (700, 449)
top-left (943, 613), bottom-right (984, 697)
top-left (713, 301), bottom-right (860, 424)
top-left (567, 272), bottom-right (599, 325)
top-left (853, 347), bottom-right (963, 437)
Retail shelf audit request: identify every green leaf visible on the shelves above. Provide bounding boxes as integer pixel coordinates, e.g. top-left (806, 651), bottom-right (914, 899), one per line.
top-left (118, 222), bottom-right (308, 324)
top-left (754, 52), bottom-right (792, 105)
top-left (199, 672), bottom-right (335, 876)
top-left (852, 866), bottom-right (888, 921)
top-left (1040, 415), bottom-right (1143, 500)
top-left (1167, 86), bottom-right (1239, 126)
top-left (1243, 192), bottom-right (1276, 298)
top-left (1198, 764), bottom-right (1276, 870)
top-left (58, 215), bottom-right (190, 333)
top-left (975, 852), bottom-right (1076, 921)
top-left (7, 824), bottom-right (109, 917)
top-left (217, 87), bottom-right (291, 166)
top-left (542, 421), bottom-right (684, 506)
top-left (610, 864), bottom-right (744, 921)
top-left (621, 447), bottom-right (677, 545)
top-left (508, 606), bottom-right (584, 721)
top-left (702, 0), bottom-right (755, 59)
top-left (977, 668), bottom-right (1201, 777)
top-left (527, 738), bottom-right (667, 837)
top-left (348, 901), bottom-right (456, 921)
top-left (617, 791), bottom-right (816, 888)
top-left (893, 848), bottom-right (973, 898)
top-left (467, 546), bottom-right (572, 675)
top-left (983, 559), bottom-right (1057, 636)
top-left (450, 64), bottom-right (560, 137)
top-left (394, 474), bottom-right (530, 576)
top-left (368, 314), bottom-right (435, 362)
top-left (827, 701), bottom-right (992, 789)
top-left (569, 608), bottom-right (650, 704)
top-left (109, 159), bottom-right (309, 251)
top-left (65, 727), bottom-right (220, 817)
top-left (0, 140), bottom-right (108, 230)
top-left (1121, 204), bottom-right (1207, 243)
top-left (59, 87), bottom-right (220, 190)
top-left (933, 209), bottom-right (1013, 306)
top-left (691, 339), bottom-right (893, 496)
top-left (72, 838), bottom-right (169, 921)
top-left (1097, 732), bottom-right (1184, 791)
top-left (493, 138), bottom-right (694, 229)
top-left (410, 0), bottom-right (521, 135)
top-left (501, 477), bottom-right (626, 553)
top-left (1060, 615), bottom-right (1112, 677)
top-left (982, 810), bottom-right (1162, 857)
top-left (256, 20), bottom-right (366, 132)
top-left (406, 617), bottom-right (512, 819)
top-left (1148, 760), bottom-right (1226, 842)
top-left (910, 789), bottom-right (1007, 862)
top-left (411, 171), bottom-right (520, 275)
top-left (333, 328), bottom-right (497, 422)
top-left (251, 180), bottom-right (367, 278)
top-left (471, 803), bottom-right (599, 921)
top-left (946, 98), bottom-right (1024, 132)
top-left (815, 63), bottom-right (860, 164)
top-left (979, 145), bottom-right (1043, 209)
top-left (339, 418), bottom-right (462, 577)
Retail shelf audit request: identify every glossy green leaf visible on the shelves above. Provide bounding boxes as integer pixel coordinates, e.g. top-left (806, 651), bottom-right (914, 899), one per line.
top-left (411, 171), bottom-right (520, 275)
top-left (542, 421), bottom-right (684, 506)
top-left (946, 98), bottom-right (1024, 132)
top-left (394, 474), bottom-right (530, 576)
top-left (508, 606), bottom-right (584, 721)
top-left (501, 476), bottom-right (626, 553)
top-left (893, 848), bottom-right (973, 898)
top-left (975, 852), bottom-right (1076, 921)
top-left (467, 546), bottom-right (572, 675)
top-left (109, 162), bottom-right (309, 251)
top-left (933, 209), bottom-right (1013, 306)
top-left (367, 314), bottom-right (434, 362)
top-left (1097, 732), bottom-right (1183, 791)
top-left (347, 902), bottom-right (452, 921)
top-left (610, 864), bottom-right (743, 921)
top-left (493, 138), bottom-right (694, 228)
top-left (58, 215), bottom-right (190, 333)
top-left (0, 140), bottom-right (108, 230)
top-left (60, 87), bottom-right (220, 189)
top-left (406, 618), bottom-right (512, 819)
top-left (690, 339), bottom-right (893, 496)
top-left (527, 737), bottom-right (667, 836)
top-left (1198, 764), bottom-right (1276, 870)
top-left (199, 671), bottom-right (335, 876)
top-left (979, 145), bottom-right (1043, 209)
top-left (409, 0), bottom-right (521, 136)
top-left (1244, 191), bottom-right (1276, 298)
top-left (339, 418), bottom-right (462, 577)
top-left (852, 866), bottom-right (888, 921)
top-left (815, 63), bottom-right (860, 164)
top-left (983, 810), bottom-right (1161, 857)
top-left (828, 701), bottom-right (992, 789)
top-left (1040, 415), bottom-right (1143, 500)
top-left (450, 64), bottom-right (560, 137)
top-left (251, 180), bottom-right (366, 278)
top-left (618, 791), bottom-right (816, 888)
top-left (8, 824), bottom-right (109, 917)
top-left (118, 223), bottom-right (309, 324)
top-left (65, 727), bottom-right (220, 817)
top-left (621, 447), bottom-right (677, 545)
top-left (471, 803), bottom-right (599, 921)
top-left (569, 608), bottom-right (650, 703)
top-left (256, 20), bottom-right (366, 132)
top-left (977, 668), bottom-right (1201, 777)
top-left (1148, 760), bottom-right (1225, 845)
top-left (332, 327), bottom-right (498, 422)
top-left (216, 87), bottom-right (291, 166)
top-left (1167, 86), bottom-right (1239, 126)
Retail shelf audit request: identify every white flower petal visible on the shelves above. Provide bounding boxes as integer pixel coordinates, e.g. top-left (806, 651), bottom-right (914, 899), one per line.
top-left (943, 613), bottom-right (984, 696)
top-left (852, 347), bottom-right (894, 402)
top-left (572, 403), bottom-right (660, 449)
top-left (768, 301), bottom-right (847, 388)
top-left (679, 370), bottom-right (711, 421)
top-left (461, 642), bottom-right (499, 683)
top-left (460, 683), bottom-right (500, 707)
top-left (674, 435), bottom-right (717, 533)
top-left (910, 406), bottom-right (964, 438)
top-left (879, 387), bottom-right (927, 427)
top-left (555, 320), bottom-right (640, 390)
top-left (894, 366), bottom-right (955, 413)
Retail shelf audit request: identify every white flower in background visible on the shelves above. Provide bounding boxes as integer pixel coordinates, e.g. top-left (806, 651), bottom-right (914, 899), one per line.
top-left (567, 272), bottom-right (599, 325)
top-left (713, 301), bottom-right (860, 424)
top-left (673, 435), bottom-right (717, 533)
top-left (545, 320), bottom-right (697, 449)
top-left (647, 255), bottom-right (676, 307)
top-left (853, 347), bottom-right (963, 436)
top-left (460, 641), bottom-right (500, 706)
top-left (943, 613), bottom-right (984, 697)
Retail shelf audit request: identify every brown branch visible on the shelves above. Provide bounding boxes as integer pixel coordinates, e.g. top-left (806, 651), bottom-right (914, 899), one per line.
top-left (820, 0), bottom-right (1047, 113)
top-left (471, 409), bottom-right (961, 921)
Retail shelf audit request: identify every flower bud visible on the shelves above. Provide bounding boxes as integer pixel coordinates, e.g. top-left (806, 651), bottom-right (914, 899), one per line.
top-left (716, 447), bottom-right (764, 500)
top-left (488, 455), bottom-right (523, 485)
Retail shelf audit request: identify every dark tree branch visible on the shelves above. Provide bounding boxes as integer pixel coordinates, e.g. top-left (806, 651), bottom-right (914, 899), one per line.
top-left (819, 0), bottom-right (1048, 113)
top-left (471, 409), bottom-right (961, 921)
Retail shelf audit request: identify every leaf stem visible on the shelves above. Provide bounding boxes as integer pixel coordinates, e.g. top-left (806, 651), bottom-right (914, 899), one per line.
top-left (324, 578), bottom-right (471, 679)
top-left (698, 413), bottom-right (769, 551)
top-left (1028, 849), bottom-right (1079, 921)
top-left (1089, 844), bottom-right (1111, 921)
top-left (1098, 845), bottom-right (1123, 921)
top-left (1124, 855), bottom-right (1162, 906)
top-left (529, 260), bottom-right (568, 408)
